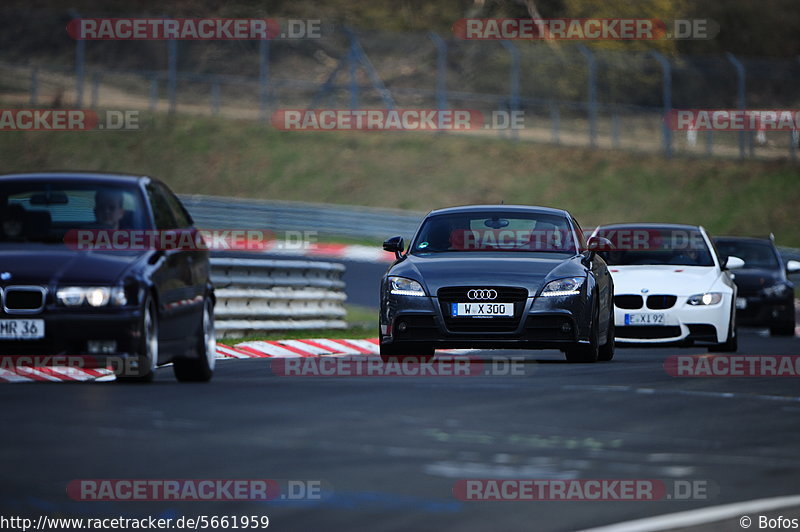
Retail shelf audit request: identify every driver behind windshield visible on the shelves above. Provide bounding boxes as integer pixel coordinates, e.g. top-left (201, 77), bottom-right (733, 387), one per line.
top-left (93, 189), bottom-right (126, 230)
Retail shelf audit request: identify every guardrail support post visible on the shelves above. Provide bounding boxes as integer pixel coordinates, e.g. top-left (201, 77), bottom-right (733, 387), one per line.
top-left (578, 45), bottom-right (598, 148)
top-left (727, 52), bottom-right (746, 160)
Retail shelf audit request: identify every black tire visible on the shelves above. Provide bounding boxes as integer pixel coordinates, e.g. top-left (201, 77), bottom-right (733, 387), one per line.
top-left (379, 342), bottom-right (435, 363)
top-left (174, 298), bottom-right (216, 382)
top-left (598, 310), bottom-right (615, 362)
top-left (770, 323), bottom-right (796, 337)
top-left (116, 296), bottom-right (158, 383)
top-left (565, 304), bottom-right (600, 363)
top-left (708, 307), bottom-right (738, 353)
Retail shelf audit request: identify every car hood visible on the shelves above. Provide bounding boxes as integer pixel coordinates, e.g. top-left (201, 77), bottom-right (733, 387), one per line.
top-left (609, 265), bottom-right (722, 296)
top-left (388, 252), bottom-right (583, 295)
top-left (0, 245), bottom-right (146, 285)
top-left (729, 268), bottom-right (783, 293)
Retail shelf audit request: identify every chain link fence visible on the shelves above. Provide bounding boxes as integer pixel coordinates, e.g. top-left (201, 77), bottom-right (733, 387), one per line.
top-left (2, 13), bottom-right (800, 160)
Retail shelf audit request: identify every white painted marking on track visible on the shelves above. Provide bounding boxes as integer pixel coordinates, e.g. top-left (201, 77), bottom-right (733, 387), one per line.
top-left (563, 384), bottom-right (800, 403)
top-left (578, 494), bottom-right (800, 532)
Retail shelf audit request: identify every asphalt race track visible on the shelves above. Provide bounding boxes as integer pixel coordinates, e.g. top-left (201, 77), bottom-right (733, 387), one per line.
top-left (2, 328), bottom-right (799, 532)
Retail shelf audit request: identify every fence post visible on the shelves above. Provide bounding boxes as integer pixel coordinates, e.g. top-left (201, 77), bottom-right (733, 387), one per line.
top-left (167, 35), bottom-right (177, 114)
top-left (211, 82), bottom-right (220, 115)
top-left (726, 52), bottom-right (746, 160)
top-left (500, 40), bottom-right (520, 140)
top-left (549, 101), bottom-right (560, 144)
top-left (149, 78), bottom-right (158, 111)
top-left (578, 45), bottom-right (598, 148)
top-left (651, 51), bottom-right (673, 158)
top-left (91, 73), bottom-right (100, 109)
top-left (259, 38), bottom-right (269, 122)
top-left (428, 32), bottom-right (448, 112)
top-left (74, 14), bottom-right (85, 108)
top-left (29, 67), bottom-right (38, 106)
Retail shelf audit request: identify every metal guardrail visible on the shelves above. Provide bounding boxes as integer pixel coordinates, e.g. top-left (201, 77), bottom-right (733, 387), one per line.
top-left (181, 194), bottom-right (424, 240)
top-left (209, 257), bottom-right (347, 338)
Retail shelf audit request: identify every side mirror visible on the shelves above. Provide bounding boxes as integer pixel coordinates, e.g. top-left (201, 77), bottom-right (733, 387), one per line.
top-left (383, 236), bottom-right (405, 260)
top-left (786, 259), bottom-right (800, 274)
top-left (587, 236), bottom-right (614, 252)
top-left (724, 255), bottom-right (745, 270)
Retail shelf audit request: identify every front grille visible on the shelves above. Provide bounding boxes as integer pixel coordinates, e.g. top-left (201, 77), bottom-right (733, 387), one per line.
top-left (438, 286), bottom-right (528, 333)
top-left (617, 326), bottom-right (682, 339)
top-left (646, 295), bottom-right (677, 310)
top-left (3, 286), bottom-right (46, 313)
top-left (614, 295), bottom-right (643, 309)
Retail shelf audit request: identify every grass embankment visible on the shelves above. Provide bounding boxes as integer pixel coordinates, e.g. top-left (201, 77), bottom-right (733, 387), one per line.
top-left (3, 112), bottom-right (798, 245)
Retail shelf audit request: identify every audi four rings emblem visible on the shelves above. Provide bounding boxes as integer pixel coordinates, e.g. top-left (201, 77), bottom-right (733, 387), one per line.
top-left (467, 289), bottom-right (497, 300)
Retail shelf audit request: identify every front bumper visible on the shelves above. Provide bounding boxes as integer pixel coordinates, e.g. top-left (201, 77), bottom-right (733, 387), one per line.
top-left (734, 294), bottom-right (795, 327)
top-left (0, 308), bottom-right (143, 368)
top-left (380, 291), bottom-right (591, 350)
top-left (614, 294), bottom-right (731, 344)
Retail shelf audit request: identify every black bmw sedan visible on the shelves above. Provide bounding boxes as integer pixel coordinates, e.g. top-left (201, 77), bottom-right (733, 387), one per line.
top-left (0, 172), bottom-right (215, 382)
top-left (379, 205), bottom-right (615, 363)
top-left (713, 235), bottom-right (799, 336)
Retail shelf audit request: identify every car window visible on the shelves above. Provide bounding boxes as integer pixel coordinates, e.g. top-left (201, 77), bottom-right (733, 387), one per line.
top-left (596, 227), bottom-right (714, 266)
top-left (146, 183), bottom-right (178, 230)
top-left (715, 241), bottom-right (780, 269)
top-left (1, 182), bottom-right (145, 242)
top-left (156, 182), bottom-right (192, 228)
top-left (411, 211), bottom-right (577, 254)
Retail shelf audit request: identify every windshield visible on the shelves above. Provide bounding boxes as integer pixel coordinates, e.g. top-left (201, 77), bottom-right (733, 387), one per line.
top-left (411, 211), bottom-right (577, 254)
top-left (715, 240), bottom-right (780, 269)
top-left (0, 181), bottom-right (147, 244)
top-left (596, 227), bottom-right (715, 266)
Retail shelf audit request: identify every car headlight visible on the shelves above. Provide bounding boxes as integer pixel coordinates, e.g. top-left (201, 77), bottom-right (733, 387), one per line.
top-left (56, 286), bottom-right (127, 307)
top-left (387, 276), bottom-right (426, 296)
top-left (541, 277), bottom-right (585, 297)
top-left (763, 283), bottom-right (790, 298)
top-left (686, 292), bottom-right (723, 306)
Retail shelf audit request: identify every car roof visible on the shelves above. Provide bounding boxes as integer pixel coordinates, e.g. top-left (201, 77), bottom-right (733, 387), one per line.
top-left (426, 204), bottom-right (571, 217)
top-left (0, 172), bottom-right (149, 185)
top-left (597, 222), bottom-right (702, 231)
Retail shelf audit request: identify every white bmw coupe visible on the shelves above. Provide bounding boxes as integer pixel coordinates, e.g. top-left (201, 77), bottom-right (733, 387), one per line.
top-left (591, 224), bottom-right (744, 352)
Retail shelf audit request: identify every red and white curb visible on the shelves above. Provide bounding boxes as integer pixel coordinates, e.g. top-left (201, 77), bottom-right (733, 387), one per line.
top-left (0, 339), bottom-right (393, 382)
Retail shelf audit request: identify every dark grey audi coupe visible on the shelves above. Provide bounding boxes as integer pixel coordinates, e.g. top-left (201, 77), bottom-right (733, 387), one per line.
top-left (379, 205), bottom-right (615, 363)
